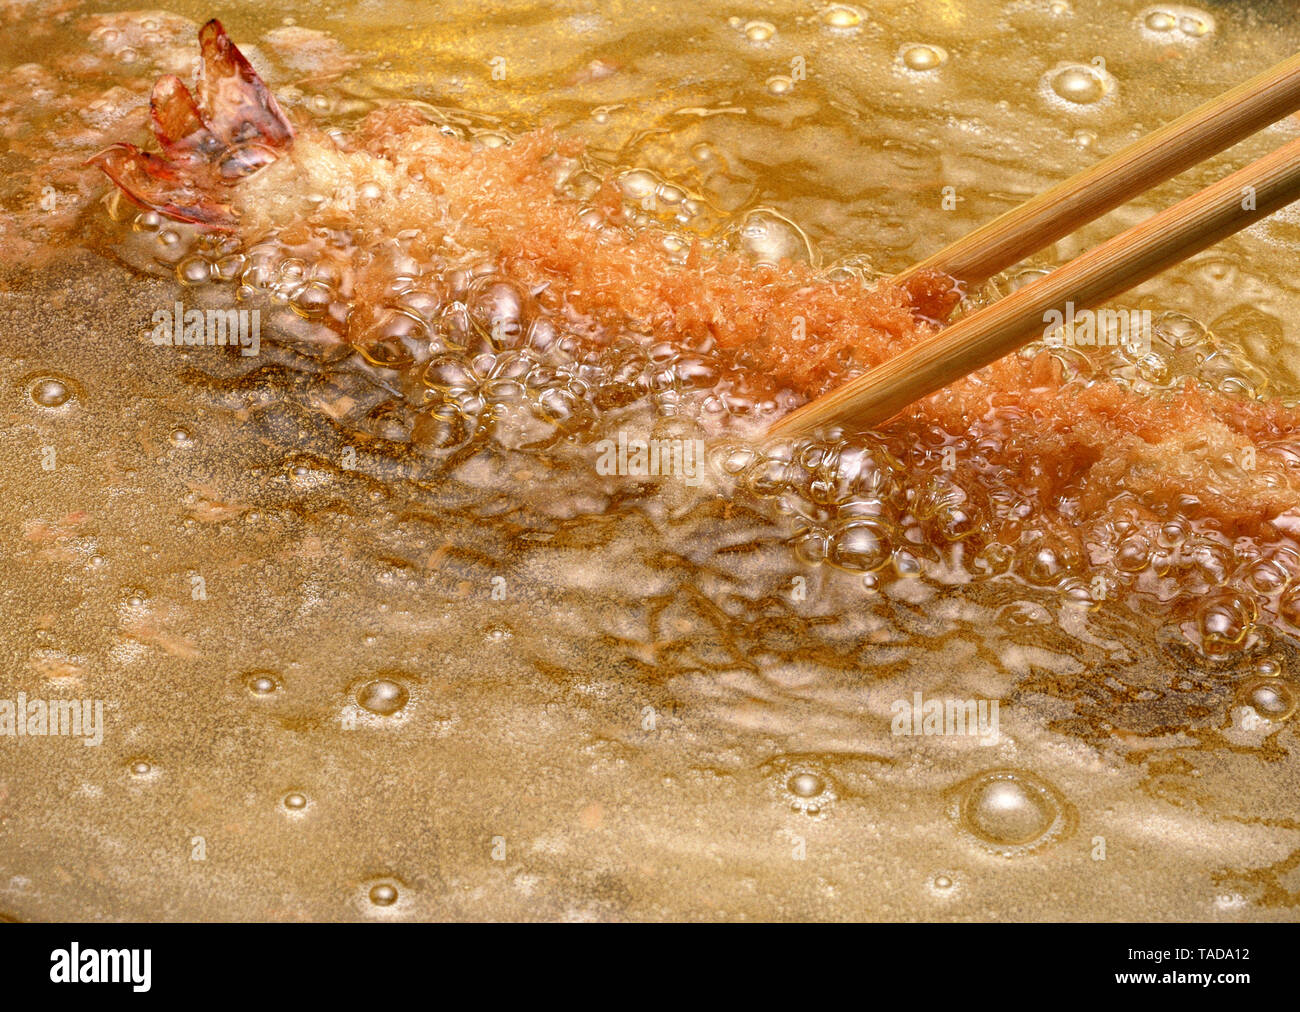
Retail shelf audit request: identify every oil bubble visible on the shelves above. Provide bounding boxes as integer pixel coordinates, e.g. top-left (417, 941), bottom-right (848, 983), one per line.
top-left (177, 256), bottom-right (211, 285)
top-left (1197, 591), bottom-right (1257, 656)
top-left (951, 769), bottom-right (1072, 854)
top-left (1139, 7), bottom-right (1213, 40)
top-left (368, 882), bottom-right (399, 906)
top-left (822, 4), bottom-right (863, 29)
top-left (245, 671), bottom-right (279, 696)
top-left (619, 168), bottom-right (658, 202)
top-left (743, 20), bottom-right (776, 43)
top-left (736, 209), bottom-right (813, 266)
top-left (30, 376), bottom-right (73, 408)
top-left (828, 520), bottom-right (894, 573)
top-left (1047, 64), bottom-right (1110, 105)
top-left (899, 44), bottom-right (948, 72)
top-left (770, 761), bottom-right (837, 815)
top-left (1239, 679), bottom-right (1295, 721)
top-left (283, 792), bottom-right (309, 811)
top-left (1144, 10), bottom-right (1177, 31)
top-left (356, 677), bottom-right (409, 715)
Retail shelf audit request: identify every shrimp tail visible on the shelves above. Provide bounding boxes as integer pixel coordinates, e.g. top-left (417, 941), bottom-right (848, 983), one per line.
top-left (85, 143), bottom-right (239, 229)
top-left (87, 19), bottom-right (293, 229)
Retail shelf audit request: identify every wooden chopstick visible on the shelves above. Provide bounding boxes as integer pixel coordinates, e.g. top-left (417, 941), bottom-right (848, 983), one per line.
top-left (768, 135), bottom-right (1300, 437)
top-left (894, 51), bottom-right (1300, 288)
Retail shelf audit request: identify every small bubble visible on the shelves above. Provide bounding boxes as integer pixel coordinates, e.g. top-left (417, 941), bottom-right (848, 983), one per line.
top-left (736, 208), bottom-right (813, 265)
top-left (245, 671), bottom-right (279, 696)
top-left (1240, 679), bottom-right (1295, 721)
top-left (766, 75), bottom-right (794, 95)
top-left (743, 20), bottom-right (776, 43)
top-left (822, 4), bottom-right (863, 29)
top-left (789, 772), bottom-right (825, 798)
top-left (283, 792), bottom-right (308, 811)
top-left (129, 759), bottom-right (153, 777)
top-left (30, 377), bottom-right (72, 408)
top-left (1198, 591), bottom-right (1256, 655)
top-left (356, 678), bottom-right (409, 716)
top-left (829, 520), bottom-right (893, 572)
top-left (177, 256), bottom-right (211, 285)
top-left (900, 44), bottom-right (948, 72)
top-left (619, 168), bottom-right (658, 202)
top-left (169, 427), bottom-right (192, 446)
top-left (657, 183), bottom-right (686, 206)
top-left (369, 882), bottom-right (399, 906)
top-left (1144, 9), bottom-right (1177, 31)
top-left (1049, 65), bottom-right (1107, 105)
top-left (293, 282), bottom-right (333, 318)
top-left (933, 874), bottom-right (953, 891)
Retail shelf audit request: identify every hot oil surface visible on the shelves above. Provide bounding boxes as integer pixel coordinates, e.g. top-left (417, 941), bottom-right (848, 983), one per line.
top-left (2, 0), bottom-right (1300, 920)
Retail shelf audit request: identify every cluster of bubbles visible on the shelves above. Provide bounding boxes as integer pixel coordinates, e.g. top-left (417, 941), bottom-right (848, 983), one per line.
top-left (103, 106), bottom-right (1298, 660)
top-left (75, 49), bottom-right (1300, 906)
top-left (1238, 664), bottom-right (1297, 722)
top-left (797, 2), bottom-right (1216, 105)
top-left (997, 270), bottom-right (1280, 401)
top-left (120, 166), bottom-right (776, 453)
top-left (723, 420), bottom-right (1300, 657)
top-left (1138, 5), bottom-right (1215, 41)
top-left (762, 757), bottom-right (839, 817)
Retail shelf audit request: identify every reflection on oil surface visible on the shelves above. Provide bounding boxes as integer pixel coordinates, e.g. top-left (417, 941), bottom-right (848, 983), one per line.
top-left (2, 0), bottom-right (1300, 920)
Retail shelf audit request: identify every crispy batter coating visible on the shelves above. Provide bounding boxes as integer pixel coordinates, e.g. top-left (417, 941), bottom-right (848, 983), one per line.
top-left (93, 23), bottom-right (1300, 556)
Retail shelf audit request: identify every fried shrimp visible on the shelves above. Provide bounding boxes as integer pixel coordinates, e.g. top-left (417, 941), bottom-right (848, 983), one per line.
top-left (89, 20), bottom-right (1300, 635)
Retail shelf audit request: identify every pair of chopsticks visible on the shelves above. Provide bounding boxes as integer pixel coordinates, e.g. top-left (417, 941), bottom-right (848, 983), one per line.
top-left (769, 52), bottom-right (1300, 437)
